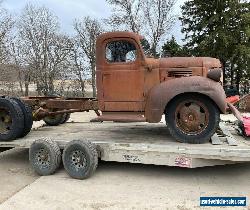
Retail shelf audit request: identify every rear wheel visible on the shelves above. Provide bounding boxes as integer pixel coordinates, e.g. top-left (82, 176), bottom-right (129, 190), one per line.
top-left (0, 98), bottom-right (24, 141)
top-left (165, 94), bottom-right (220, 144)
top-left (10, 97), bottom-right (33, 137)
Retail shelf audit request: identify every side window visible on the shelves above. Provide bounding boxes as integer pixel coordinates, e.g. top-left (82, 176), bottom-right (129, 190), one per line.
top-left (106, 40), bottom-right (137, 63)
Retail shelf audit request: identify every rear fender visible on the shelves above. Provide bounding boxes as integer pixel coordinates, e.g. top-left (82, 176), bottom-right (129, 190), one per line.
top-left (145, 76), bottom-right (226, 123)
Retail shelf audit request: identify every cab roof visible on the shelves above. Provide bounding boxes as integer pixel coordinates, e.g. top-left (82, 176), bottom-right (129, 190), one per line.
top-left (97, 31), bottom-right (142, 43)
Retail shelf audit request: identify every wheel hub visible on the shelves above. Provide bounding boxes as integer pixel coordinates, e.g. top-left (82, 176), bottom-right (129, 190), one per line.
top-left (40, 154), bottom-right (48, 161)
top-left (71, 150), bottom-right (87, 169)
top-left (188, 115), bottom-right (194, 121)
top-left (175, 100), bottom-right (209, 135)
top-left (36, 148), bottom-right (50, 167)
top-left (0, 108), bottom-right (12, 134)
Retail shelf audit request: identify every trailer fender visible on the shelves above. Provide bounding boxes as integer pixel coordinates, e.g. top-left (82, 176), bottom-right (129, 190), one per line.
top-left (145, 76), bottom-right (226, 123)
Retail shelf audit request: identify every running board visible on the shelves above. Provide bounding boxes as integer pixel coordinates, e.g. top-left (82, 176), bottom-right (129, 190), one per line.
top-left (91, 112), bottom-right (146, 123)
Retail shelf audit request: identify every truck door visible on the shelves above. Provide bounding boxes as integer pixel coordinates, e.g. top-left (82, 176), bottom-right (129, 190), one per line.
top-left (101, 38), bottom-right (144, 111)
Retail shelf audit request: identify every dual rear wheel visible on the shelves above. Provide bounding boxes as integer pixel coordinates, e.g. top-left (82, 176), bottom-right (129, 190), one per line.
top-left (0, 97), bottom-right (33, 141)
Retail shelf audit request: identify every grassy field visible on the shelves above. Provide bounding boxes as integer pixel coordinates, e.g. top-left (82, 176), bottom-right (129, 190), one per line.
top-left (0, 80), bottom-right (93, 97)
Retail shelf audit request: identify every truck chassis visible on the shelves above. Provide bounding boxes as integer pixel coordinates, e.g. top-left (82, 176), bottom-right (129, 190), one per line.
top-left (21, 96), bottom-right (100, 121)
top-left (21, 93), bottom-right (250, 122)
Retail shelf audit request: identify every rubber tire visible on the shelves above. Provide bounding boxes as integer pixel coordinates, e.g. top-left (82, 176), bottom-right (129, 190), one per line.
top-left (165, 94), bottom-right (220, 144)
top-left (10, 97), bottom-right (33, 138)
top-left (43, 114), bottom-right (65, 126)
top-left (60, 113), bottom-right (71, 124)
top-left (63, 140), bottom-right (98, 180)
top-left (0, 98), bottom-right (24, 141)
top-left (29, 138), bottom-right (61, 176)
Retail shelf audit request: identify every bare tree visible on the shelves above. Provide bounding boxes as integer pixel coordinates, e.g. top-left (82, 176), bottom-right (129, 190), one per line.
top-left (47, 34), bottom-right (73, 94)
top-left (106, 0), bottom-right (176, 57)
top-left (17, 4), bottom-right (59, 95)
top-left (74, 17), bottom-right (103, 97)
top-left (142, 0), bottom-right (176, 57)
top-left (0, 1), bottom-right (14, 63)
top-left (10, 43), bottom-right (22, 94)
top-left (106, 0), bottom-right (142, 33)
top-left (8, 31), bottom-right (45, 96)
top-left (69, 39), bottom-right (89, 97)
top-left (16, 4), bottom-right (72, 96)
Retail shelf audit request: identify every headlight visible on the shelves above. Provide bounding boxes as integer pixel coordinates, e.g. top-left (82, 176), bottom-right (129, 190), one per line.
top-left (207, 68), bottom-right (222, 82)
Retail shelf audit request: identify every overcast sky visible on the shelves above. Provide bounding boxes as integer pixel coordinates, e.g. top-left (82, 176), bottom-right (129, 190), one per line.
top-left (2, 0), bottom-right (186, 43)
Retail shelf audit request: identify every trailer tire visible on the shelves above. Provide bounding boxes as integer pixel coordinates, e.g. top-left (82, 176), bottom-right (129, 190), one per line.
top-left (63, 140), bottom-right (98, 179)
top-left (10, 97), bottom-right (33, 137)
top-left (43, 114), bottom-right (65, 126)
top-left (0, 98), bottom-right (24, 141)
top-left (29, 138), bottom-right (61, 176)
top-left (165, 93), bottom-right (220, 144)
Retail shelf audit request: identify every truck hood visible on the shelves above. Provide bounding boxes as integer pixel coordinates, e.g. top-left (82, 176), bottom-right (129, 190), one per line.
top-left (159, 57), bottom-right (221, 69)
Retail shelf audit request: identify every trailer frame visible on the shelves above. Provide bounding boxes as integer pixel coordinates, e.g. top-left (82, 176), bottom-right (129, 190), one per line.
top-left (0, 121), bottom-right (249, 171)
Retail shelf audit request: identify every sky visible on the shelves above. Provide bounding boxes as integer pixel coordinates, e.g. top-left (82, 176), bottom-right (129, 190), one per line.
top-left (2, 0), bottom-right (186, 43)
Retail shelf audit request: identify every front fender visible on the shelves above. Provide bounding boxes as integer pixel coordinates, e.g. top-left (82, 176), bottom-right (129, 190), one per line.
top-left (145, 76), bottom-right (226, 123)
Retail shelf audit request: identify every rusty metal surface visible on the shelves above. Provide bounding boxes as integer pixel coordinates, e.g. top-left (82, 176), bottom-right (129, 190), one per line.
top-left (91, 112), bottom-right (145, 122)
top-left (175, 99), bottom-right (209, 135)
top-left (96, 32), bottom-right (146, 112)
top-left (45, 99), bottom-right (98, 110)
top-left (159, 57), bottom-right (221, 68)
top-left (206, 68), bottom-right (222, 82)
top-left (144, 76), bottom-right (227, 123)
top-left (95, 31), bottom-right (224, 122)
top-left (21, 97), bottom-right (99, 121)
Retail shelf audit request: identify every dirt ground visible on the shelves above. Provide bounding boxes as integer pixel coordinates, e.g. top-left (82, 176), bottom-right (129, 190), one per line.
top-left (0, 112), bottom-right (250, 210)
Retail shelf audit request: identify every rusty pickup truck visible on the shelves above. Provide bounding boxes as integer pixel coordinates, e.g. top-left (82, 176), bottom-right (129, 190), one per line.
top-left (0, 31), bottom-right (227, 144)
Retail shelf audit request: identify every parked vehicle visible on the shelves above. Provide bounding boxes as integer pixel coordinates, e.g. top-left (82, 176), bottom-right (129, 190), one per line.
top-left (0, 31), bottom-right (228, 144)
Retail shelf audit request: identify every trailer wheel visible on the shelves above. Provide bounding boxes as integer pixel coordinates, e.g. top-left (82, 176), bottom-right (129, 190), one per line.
top-left (63, 140), bottom-right (98, 179)
top-left (0, 98), bottom-right (24, 141)
top-left (10, 97), bottom-right (33, 137)
top-left (29, 138), bottom-right (61, 176)
top-left (43, 114), bottom-right (65, 126)
top-left (60, 113), bottom-right (71, 124)
top-left (165, 94), bottom-right (220, 144)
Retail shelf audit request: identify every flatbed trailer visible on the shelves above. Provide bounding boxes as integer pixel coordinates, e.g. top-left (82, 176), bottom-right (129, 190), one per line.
top-left (0, 121), bottom-right (250, 179)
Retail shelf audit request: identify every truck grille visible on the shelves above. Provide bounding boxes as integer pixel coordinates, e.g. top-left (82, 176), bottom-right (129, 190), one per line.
top-left (167, 70), bottom-right (193, 78)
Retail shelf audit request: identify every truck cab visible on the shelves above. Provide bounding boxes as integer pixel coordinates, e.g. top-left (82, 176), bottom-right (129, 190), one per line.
top-left (95, 31), bottom-right (227, 144)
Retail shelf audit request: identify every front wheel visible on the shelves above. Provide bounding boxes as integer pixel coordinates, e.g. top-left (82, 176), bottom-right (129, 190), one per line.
top-left (165, 94), bottom-right (220, 144)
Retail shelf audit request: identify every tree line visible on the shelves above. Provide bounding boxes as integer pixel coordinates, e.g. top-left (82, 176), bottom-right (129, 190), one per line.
top-left (0, 3), bottom-right (104, 96)
top-left (0, 0), bottom-right (249, 96)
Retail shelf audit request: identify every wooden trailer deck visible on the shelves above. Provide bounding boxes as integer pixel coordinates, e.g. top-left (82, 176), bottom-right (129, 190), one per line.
top-left (0, 122), bottom-right (250, 168)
